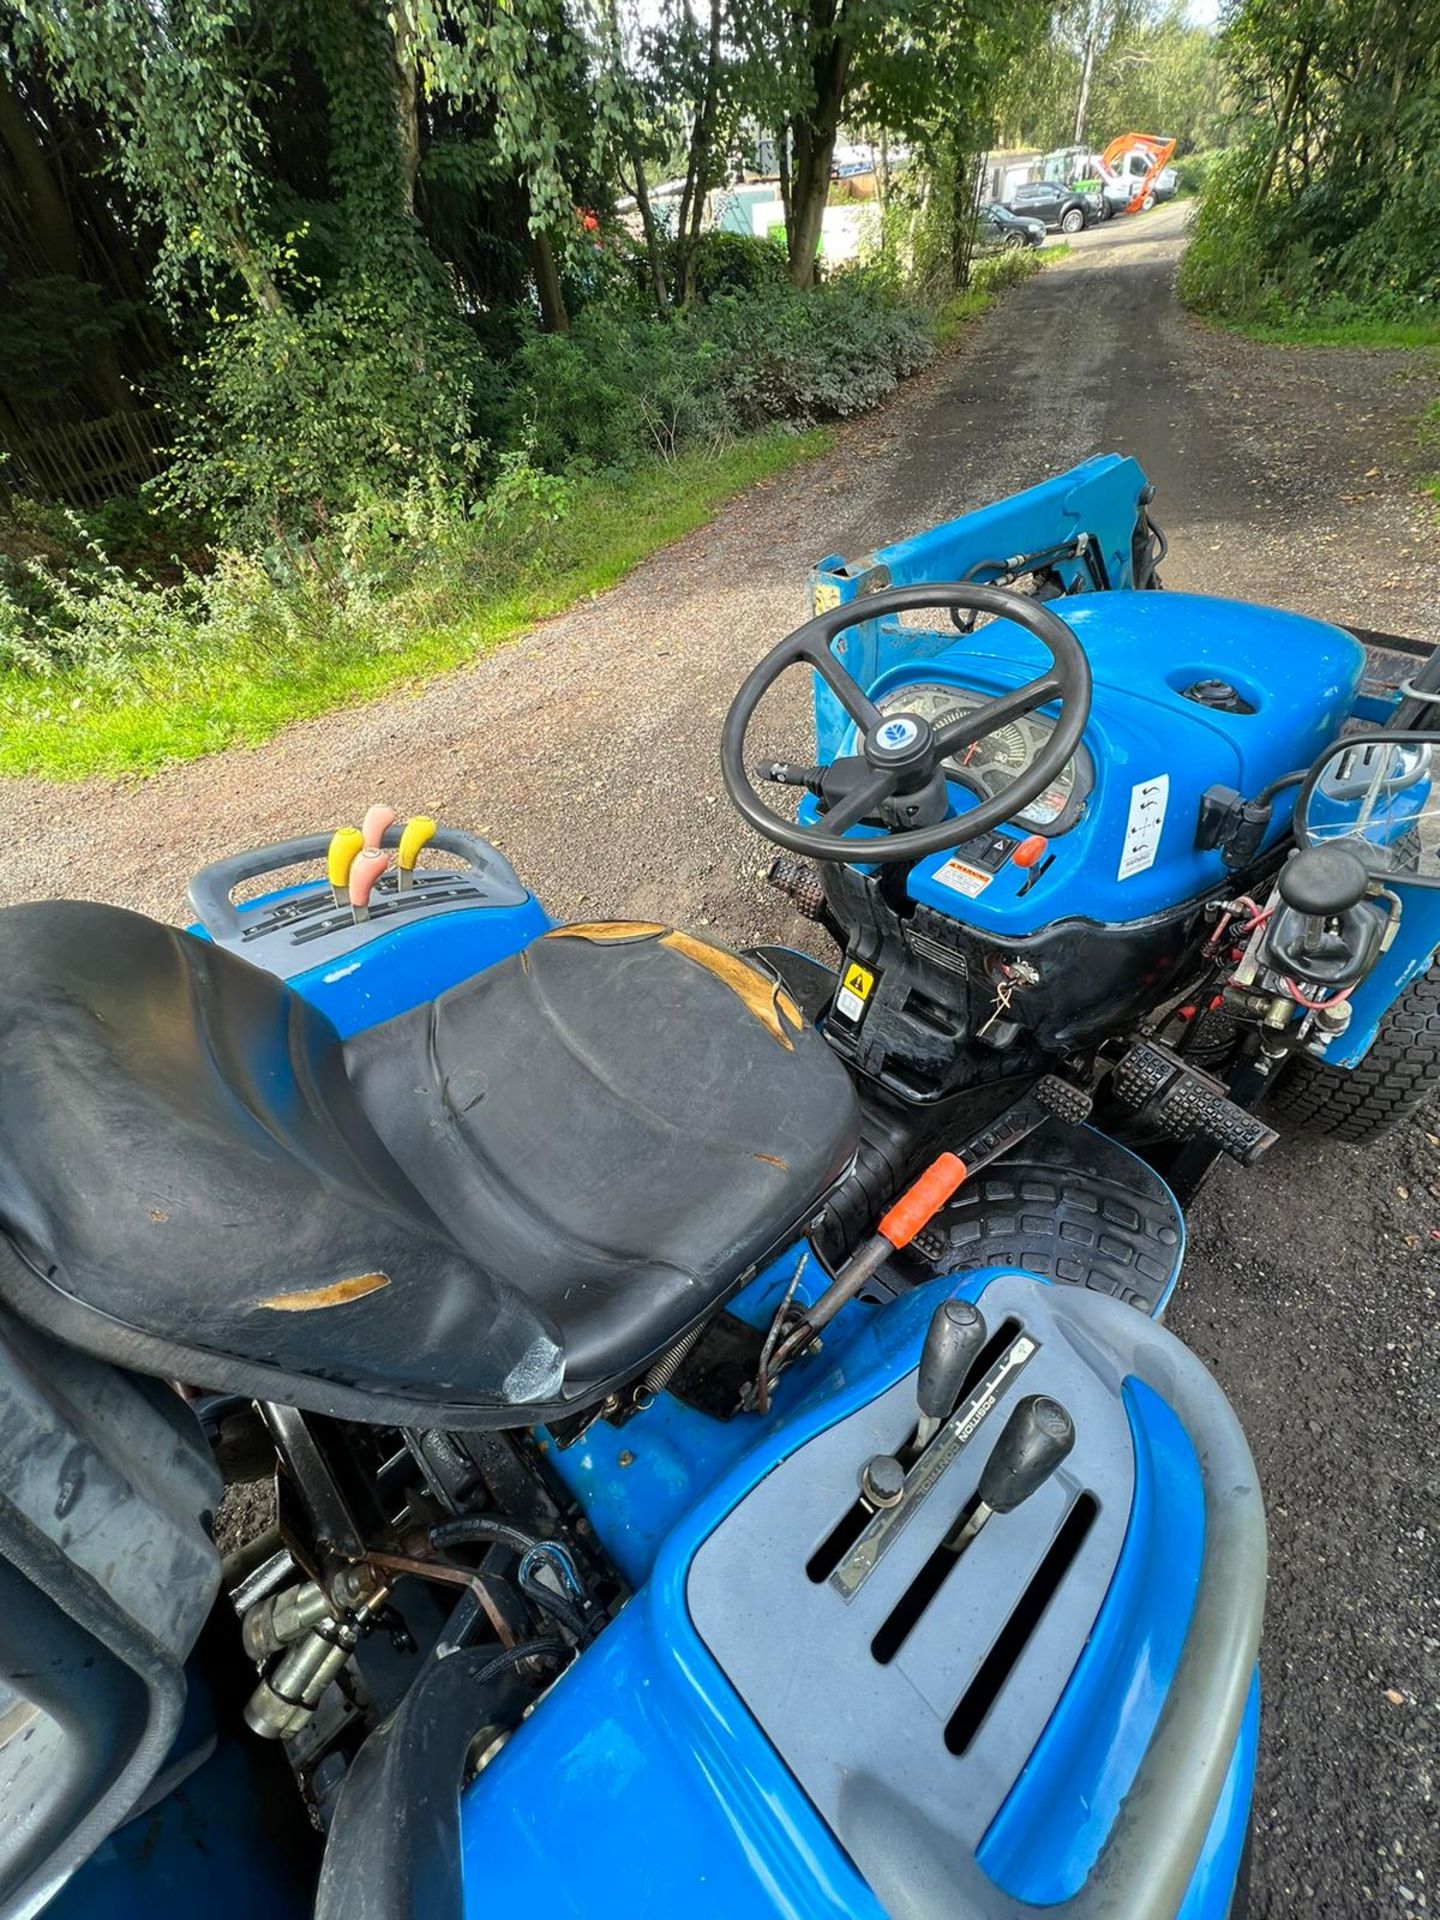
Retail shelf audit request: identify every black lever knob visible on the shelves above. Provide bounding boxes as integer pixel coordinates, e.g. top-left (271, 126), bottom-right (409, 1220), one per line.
top-left (916, 1299), bottom-right (987, 1445)
top-left (860, 1454), bottom-right (907, 1511)
top-left (977, 1395), bottom-right (1076, 1514)
top-left (1278, 841), bottom-right (1370, 917)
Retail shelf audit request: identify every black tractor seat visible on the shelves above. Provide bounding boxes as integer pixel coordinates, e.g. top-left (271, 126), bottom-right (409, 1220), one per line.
top-left (0, 904), bottom-right (859, 1429)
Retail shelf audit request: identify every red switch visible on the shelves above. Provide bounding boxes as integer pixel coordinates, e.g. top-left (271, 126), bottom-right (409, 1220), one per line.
top-left (1012, 834), bottom-right (1048, 869)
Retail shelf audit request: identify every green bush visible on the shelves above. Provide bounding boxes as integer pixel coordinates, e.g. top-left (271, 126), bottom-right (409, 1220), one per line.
top-left (703, 281), bottom-right (933, 428)
top-left (0, 431), bottom-right (831, 777)
top-left (1172, 148), bottom-right (1224, 200)
top-left (157, 279), bottom-right (503, 545)
top-left (686, 230), bottom-right (788, 299)
top-left (506, 280), bottom-right (933, 471)
top-left (507, 307), bottom-right (732, 471)
top-left (1176, 150), bottom-right (1277, 322)
top-left (1180, 145), bottom-right (1440, 330)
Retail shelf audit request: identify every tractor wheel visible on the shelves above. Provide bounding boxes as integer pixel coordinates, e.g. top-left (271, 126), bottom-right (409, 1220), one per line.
top-left (1267, 961), bottom-right (1440, 1141)
top-left (1060, 207), bottom-right (1086, 234)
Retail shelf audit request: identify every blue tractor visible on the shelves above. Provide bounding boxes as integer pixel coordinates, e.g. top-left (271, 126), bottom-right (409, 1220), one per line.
top-left (2, 455), bottom-right (1436, 1920)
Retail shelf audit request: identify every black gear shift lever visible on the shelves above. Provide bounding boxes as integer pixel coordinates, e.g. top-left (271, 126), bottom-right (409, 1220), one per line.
top-left (946, 1394), bottom-right (1076, 1554)
top-left (913, 1299), bottom-right (987, 1453)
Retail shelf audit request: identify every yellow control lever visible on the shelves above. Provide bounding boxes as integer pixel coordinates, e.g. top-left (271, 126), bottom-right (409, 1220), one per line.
top-left (327, 827), bottom-right (364, 907)
top-left (396, 816), bottom-right (437, 892)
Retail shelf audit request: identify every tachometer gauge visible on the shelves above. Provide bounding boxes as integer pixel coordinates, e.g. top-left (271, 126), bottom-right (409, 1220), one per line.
top-left (876, 682), bottom-right (1081, 830)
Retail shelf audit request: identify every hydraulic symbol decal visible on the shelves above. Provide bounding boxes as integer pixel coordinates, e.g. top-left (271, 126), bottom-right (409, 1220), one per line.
top-left (1118, 773), bottom-right (1169, 880)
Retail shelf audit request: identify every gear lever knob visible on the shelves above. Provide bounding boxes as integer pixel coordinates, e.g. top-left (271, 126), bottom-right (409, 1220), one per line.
top-left (977, 1394), bottom-right (1075, 1515)
top-left (918, 1300), bottom-right (986, 1420)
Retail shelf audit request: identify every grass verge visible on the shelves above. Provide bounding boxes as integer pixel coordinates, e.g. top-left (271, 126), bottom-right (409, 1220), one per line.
top-left (0, 428), bottom-right (831, 782)
top-left (1231, 315), bottom-right (1440, 350)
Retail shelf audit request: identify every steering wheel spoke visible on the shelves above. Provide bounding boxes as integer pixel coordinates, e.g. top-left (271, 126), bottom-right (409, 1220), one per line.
top-left (803, 634), bottom-right (883, 734)
top-left (932, 673), bottom-right (1062, 757)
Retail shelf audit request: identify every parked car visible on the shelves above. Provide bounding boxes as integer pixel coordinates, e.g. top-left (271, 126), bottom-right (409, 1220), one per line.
top-left (1005, 179), bottom-right (1099, 233)
top-left (979, 201), bottom-right (1046, 250)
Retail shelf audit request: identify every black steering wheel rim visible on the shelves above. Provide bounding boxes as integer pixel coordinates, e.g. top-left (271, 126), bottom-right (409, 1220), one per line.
top-left (720, 582), bottom-right (1093, 863)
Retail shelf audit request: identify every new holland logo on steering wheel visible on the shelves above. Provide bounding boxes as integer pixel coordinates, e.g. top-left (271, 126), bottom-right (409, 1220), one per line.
top-left (875, 717), bottom-right (920, 750)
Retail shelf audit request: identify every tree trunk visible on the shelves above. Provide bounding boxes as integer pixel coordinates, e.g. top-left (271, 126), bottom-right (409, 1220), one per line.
top-left (676, 0), bottom-right (723, 307)
top-left (531, 230), bottom-right (569, 333)
top-left (1254, 43), bottom-right (1310, 209)
top-left (948, 148), bottom-right (981, 292)
top-left (629, 143), bottom-right (670, 318)
top-left (776, 121), bottom-right (794, 252)
top-left (0, 69), bottom-right (141, 411)
top-left (599, 0), bottom-right (668, 318)
top-left (0, 69), bottom-right (81, 279)
top-left (786, 13), bottom-right (851, 290)
top-left (1073, 3), bottom-right (1102, 146)
top-left (391, 0), bottom-right (422, 215)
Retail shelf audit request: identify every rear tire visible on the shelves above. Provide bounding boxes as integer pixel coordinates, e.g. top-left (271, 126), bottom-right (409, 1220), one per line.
top-left (1060, 207), bottom-right (1085, 234)
top-left (1267, 961), bottom-right (1440, 1141)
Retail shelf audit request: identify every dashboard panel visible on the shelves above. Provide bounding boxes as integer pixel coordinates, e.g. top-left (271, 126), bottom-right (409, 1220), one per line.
top-left (875, 680), bottom-right (1092, 833)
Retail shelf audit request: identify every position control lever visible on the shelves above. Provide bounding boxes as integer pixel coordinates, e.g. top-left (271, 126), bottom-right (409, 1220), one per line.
top-left (946, 1394), bottom-right (1075, 1555)
top-left (914, 1299), bottom-right (987, 1454)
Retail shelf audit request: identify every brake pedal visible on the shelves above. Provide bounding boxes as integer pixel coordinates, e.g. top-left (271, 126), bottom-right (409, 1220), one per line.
top-left (1111, 1040), bottom-right (1277, 1166)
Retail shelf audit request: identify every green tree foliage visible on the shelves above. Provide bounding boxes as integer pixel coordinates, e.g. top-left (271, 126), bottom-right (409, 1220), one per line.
top-left (3, 0), bottom-right (1056, 539)
top-left (997, 1), bottom-right (1225, 155)
top-left (1180, 0), bottom-right (1440, 323)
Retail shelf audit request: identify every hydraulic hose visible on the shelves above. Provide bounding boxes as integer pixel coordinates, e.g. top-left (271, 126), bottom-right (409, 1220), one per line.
top-left (469, 1638), bottom-right (572, 1685)
top-left (518, 1573), bottom-right (589, 1644)
top-left (429, 1516), bottom-right (541, 1559)
top-left (428, 1518), bottom-right (594, 1641)
top-left (1255, 768), bottom-right (1307, 807)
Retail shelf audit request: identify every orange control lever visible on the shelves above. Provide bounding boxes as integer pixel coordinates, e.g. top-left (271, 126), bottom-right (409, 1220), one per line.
top-left (361, 803), bottom-right (396, 848)
top-left (348, 847), bottom-right (391, 921)
top-left (1012, 834), bottom-right (1048, 870)
top-left (878, 1152), bottom-right (968, 1249)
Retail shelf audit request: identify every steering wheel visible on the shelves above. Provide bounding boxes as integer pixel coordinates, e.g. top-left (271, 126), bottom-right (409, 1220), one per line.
top-left (720, 583), bottom-right (1093, 864)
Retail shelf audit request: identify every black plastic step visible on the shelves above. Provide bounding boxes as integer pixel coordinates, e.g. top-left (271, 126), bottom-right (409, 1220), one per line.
top-left (908, 1120), bottom-right (1182, 1317)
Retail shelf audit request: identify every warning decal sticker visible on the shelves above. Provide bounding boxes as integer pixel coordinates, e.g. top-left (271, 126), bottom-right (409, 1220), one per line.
top-left (932, 856), bottom-right (994, 899)
top-left (835, 960), bottom-right (874, 1022)
top-left (1118, 774), bottom-right (1169, 880)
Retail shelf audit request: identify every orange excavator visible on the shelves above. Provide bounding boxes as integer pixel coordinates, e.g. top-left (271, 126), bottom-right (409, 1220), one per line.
top-left (1097, 131), bottom-right (1177, 214)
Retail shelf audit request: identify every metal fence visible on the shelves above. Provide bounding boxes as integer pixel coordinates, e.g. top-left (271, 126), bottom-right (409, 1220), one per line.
top-left (0, 407), bottom-right (171, 507)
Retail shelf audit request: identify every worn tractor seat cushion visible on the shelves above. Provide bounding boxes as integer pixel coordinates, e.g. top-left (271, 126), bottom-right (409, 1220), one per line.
top-left (344, 921), bottom-right (861, 1386)
top-left (0, 904), bottom-right (858, 1428)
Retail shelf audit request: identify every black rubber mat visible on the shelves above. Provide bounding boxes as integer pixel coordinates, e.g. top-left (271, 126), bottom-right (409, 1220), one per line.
top-left (908, 1119), bottom-right (1183, 1317)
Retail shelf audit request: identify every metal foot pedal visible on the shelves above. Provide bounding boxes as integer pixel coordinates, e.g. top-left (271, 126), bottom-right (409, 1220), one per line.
top-left (1111, 1039), bottom-right (1277, 1166)
top-left (766, 856), bottom-right (827, 922)
top-left (938, 1074), bottom-right (1093, 1181)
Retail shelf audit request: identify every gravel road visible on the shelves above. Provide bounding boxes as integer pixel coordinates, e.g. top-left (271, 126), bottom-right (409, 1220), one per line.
top-left (4, 200), bottom-right (1437, 1914)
